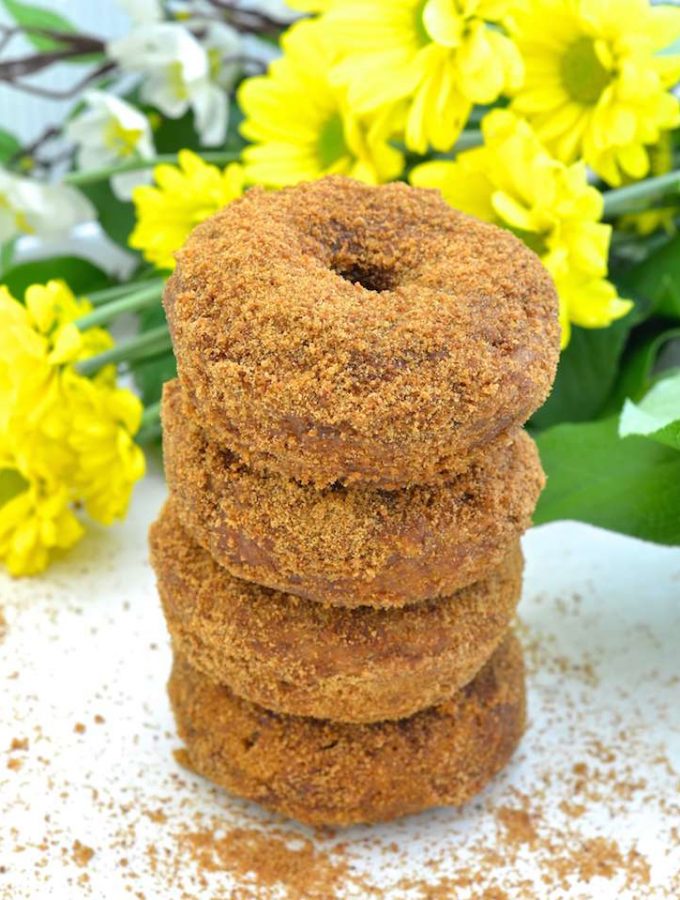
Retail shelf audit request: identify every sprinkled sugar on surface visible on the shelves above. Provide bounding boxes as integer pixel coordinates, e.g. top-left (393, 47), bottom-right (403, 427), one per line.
top-left (1, 467), bottom-right (679, 898)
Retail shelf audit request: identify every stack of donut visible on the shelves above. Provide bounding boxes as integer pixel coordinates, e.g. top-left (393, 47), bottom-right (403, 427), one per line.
top-left (149, 177), bottom-right (560, 827)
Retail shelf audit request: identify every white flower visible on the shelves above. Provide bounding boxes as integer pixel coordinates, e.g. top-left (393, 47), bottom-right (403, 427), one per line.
top-left (118, 0), bottom-right (163, 24)
top-left (107, 23), bottom-right (234, 146)
top-left (0, 170), bottom-right (93, 243)
top-left (66, 91), bottom-right (155, 201)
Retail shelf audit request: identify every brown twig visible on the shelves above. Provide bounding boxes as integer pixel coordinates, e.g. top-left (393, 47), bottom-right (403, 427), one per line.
top-left (1, 60), bottom-right (116, 100)
top-left (203, 0), bottom-right (292, 35)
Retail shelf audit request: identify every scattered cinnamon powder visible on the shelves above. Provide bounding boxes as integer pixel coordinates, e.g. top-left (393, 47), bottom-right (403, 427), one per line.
top-left (543, 837), bottom-right (651, 890)
top-left (10, 738), bottom-right (28, 751)
top-left (177, 827), bottom-right (352, 899)
top-left (496, 806), bottom-right (538, 846)
top-left (73, 723), bottom-right (86, 735)
top-left (71, 841), bottom-right (94, 868)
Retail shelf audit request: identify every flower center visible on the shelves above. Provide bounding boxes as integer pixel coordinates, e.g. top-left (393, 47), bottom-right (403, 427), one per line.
top-left (104, 120), bottom-right (143, 158)
top-left (317, 113), bottom-right (348, 169)
top-left (560, 37), bottom-right (610, 105)
top-left (0, 468), bottom-right (28, 507)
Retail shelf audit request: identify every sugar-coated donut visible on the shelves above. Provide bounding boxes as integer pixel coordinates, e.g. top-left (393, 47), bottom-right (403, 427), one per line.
top-left (150, 502), bottom-right (523, 723)
top-left (168, 633), bottom-right (525, 827)
top-left (164, 176), bottom-right (559, 488)
top-left (162, 379), bottom-right (543, 608)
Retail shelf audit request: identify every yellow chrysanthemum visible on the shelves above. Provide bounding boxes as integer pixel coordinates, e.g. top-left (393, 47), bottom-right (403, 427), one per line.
top-left (0, 466), bottom-right (83, 577)
top-left (510, 0), bottom-right (680, 186)
top-left (0, 281), bottom-right (112, 429)
top-left (0, 283), bottom-right (145, 575)
top-left (65, 370), bottom-right (145, 526)
top-left (130, 150), bottom-right (245, 270)
top-left (238, 19), bottom-right (404, 187)
top-left (620, 134), bottom-right (677, 236)
top-left (411, 110), bottom-right (632, 346)
top-left (326, 0), bottom-right (523, 154)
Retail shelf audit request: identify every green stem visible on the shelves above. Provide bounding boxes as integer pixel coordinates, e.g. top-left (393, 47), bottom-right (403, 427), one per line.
top-left (87, 276), bottom-right (165, 307)
top-left (75, 283), bottom-right (163, 329)
top-left (603, 171), bottom-right (680, 218)
top-left (452, 129), bottom-right (482, 152)
top-left (64, 152), bottom-right (240, 186)
top-left (77, 325), bottom-right (171, 375)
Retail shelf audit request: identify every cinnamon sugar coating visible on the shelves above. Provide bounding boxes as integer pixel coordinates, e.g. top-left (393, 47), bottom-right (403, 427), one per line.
top-left (150, 502), bottom-right (523, 723)
top-left (164, 176), bottom-right (559, 488)
top-left (162, 379), bottom-right (543, 608)
top-left (168, 633), bottom-right (526, 827)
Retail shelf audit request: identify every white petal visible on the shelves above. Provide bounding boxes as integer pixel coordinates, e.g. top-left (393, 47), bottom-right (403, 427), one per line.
top-left (118, 0), bottom-right (163, 24)
top-left (191, 81), bottom-right (229, 146)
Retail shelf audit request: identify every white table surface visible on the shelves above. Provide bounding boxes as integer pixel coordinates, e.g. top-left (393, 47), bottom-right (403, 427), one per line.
top-left (1, 463), bottom-right (679, 899)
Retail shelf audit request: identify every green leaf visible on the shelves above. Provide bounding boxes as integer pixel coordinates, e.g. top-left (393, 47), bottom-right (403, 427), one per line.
top-left (531, 318), bottom-right (633, 429)
top-left (0, 128), bottom-right (20, 164)
top-left (129, 300), bottom-right (176, 406)
top-left (618, 233), bottom-right (680, 320)
top-left (151, 108), bottom-right (201, 154)
top-left (80, 179), bottom-right (138, 252)
top-left (534, 416), bottom-right (680, 545)
top-left (2, 0), bottom-right (76, 51)
top-left (1, 256), bottom-right (111, 298)
top-left (619, 370), bottom-right (680, 451)
top-left (131, 350), bottom-right (176, 407)
top-left (609, 325), bottom-right (680, 408)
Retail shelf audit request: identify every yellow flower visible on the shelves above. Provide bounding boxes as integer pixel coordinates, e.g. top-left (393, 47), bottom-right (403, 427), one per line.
top-left (64, 370), bottom-right (145, 526)
top-left (238, 19), bottom-right (404, 186)
top-left (0, 281), bottom-right (112, 429)
top-left (510, 0), bottom-right (680, 186)
top-left (0, 282), bottom-right (146, 575)
top-left (0, 467), bottom-right (83, 577)
top-left (411, 110), bottom-right (632, 346)
top-left (620, 134), bottom-right (677, 236)
top-left (326, 0), bottom-right (523, 154)
top-left (130, 150), bottom-right (245, 269)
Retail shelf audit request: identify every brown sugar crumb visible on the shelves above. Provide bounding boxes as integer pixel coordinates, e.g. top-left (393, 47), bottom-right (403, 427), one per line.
top-left (94, 715), bottom-right (105, 724)
top-left (544, 837), bottom-right (651, 889)
top-left (496, 806), bottom-right (538, 846)
top-left (144, 809), bottom-right (167, 824)
top-left (72, 840), bottom-right (95, 868)
top-left (73, 723), bottom-right (86, 735)
top-left (10, 738), bottom-right (28, 752)
top-left (177, 827), bottom-right (351, 898)
top-left (7, 757), bottom-right (23, 771)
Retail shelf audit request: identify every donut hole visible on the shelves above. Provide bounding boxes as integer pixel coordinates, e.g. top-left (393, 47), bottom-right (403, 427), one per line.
top-left (332, 260), bottom-right (396, 294)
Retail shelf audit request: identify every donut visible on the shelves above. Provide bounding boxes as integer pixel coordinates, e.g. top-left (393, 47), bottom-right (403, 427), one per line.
top-left (164, 176), bottom-right (559, 488)
top-left (162, 379), bottom-right (543, 608)
top-left (168, 633), bottom-right (525, 827)
top-left (150, 501), bottom-right (523, 723)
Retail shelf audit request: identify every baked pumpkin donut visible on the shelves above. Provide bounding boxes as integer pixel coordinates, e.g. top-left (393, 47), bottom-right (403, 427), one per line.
top-left (164, 176), bottom-right (559, 488)
top-left (162, 379), bottom-right (543, 608)
top-left (150, 502), bottom-right (523, 723)
top-left (168, 633), bottom-right (525, 827)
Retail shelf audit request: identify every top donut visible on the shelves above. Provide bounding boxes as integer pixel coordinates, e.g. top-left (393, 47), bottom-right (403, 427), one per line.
top-left (164, 176), bottom-right (559, 488)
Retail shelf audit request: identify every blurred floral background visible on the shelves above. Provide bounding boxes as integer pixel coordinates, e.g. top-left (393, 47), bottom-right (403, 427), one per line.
top-left (1, 0), bottom-right (679, 576)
